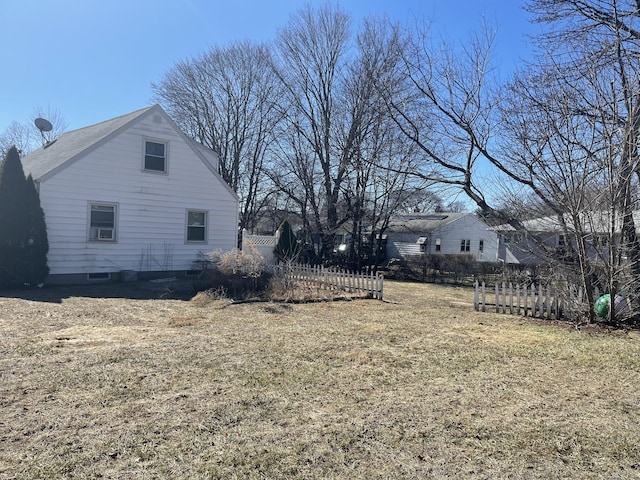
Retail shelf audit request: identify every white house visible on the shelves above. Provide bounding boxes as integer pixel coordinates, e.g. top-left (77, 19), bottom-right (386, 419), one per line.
top-left (385, 212), bottom-right (498, 262)
top-left (21, 105), bottom-right (239, 284)
top-left (493, 212), bottom-right (640, 265)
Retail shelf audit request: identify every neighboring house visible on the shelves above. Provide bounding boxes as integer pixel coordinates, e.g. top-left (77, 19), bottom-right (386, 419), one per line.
top-left (493, 217), bottom-right (563, 265)
top-left (492, 212), bottom-right (640, 265)
top-left (21, 105), bottom-right (239, 284)
top-left (385, 212), bottom-right (498, 262)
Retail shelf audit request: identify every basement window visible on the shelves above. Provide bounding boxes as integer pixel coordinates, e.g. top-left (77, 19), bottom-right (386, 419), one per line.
top-left (87, 272), bottom-right (111, 281)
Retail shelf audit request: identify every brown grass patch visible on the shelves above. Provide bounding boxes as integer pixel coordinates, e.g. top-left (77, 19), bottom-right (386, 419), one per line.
top-left (1, 281), bottom-right (639, 478)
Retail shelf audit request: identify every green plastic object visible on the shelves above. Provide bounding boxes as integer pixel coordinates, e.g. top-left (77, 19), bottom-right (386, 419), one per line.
top-left (594, 294), bottom-right (610, 318)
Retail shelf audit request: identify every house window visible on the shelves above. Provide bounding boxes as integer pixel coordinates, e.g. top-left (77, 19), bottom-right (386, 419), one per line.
top-left (87, 272), bottom-right (111, 281)
top-left (89, 204), bottom-right (116, 241)
top-left (504, 233), bottom-right (522, 244)
top-left (435, 238), bottom-right (441, 252)
top-left (144, 140), bottom-right (167, 172)
top-left (558, 234), bottom-right (566, 247)
top-left (479, 239), bottom-right (484, 252)
top-left (460, 239), bottom-right (471, 252)
top-left (187, 210), bottom-right (207, 242)
top-left (417, 237), bottom-right (427, 253)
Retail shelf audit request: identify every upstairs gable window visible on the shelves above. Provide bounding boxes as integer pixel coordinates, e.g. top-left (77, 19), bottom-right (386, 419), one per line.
top-left (144, 140), bottom-right (167, 172)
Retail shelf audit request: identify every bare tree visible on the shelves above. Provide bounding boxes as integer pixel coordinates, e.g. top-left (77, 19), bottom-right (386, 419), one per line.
top-left (495, 0), bottom-right (640, 323)
top-left (153, 41), bottom-right (282, 235)
top-left (272, 7), bottom-right (426, 266)
top-left (272, 4), bottom-right (354, 260)
top-left (0, 106), bottom-right (67, 158)
top-left (370, 1), bottom-right (640, 323)
top-left (340, 16), bottom-right (427, 269)
top-left (379, 18), bottom-right (504, 215)
top-left (497, 63), bottom-right (612, 321)
top-left (0, 121), bottom-right (34, 158)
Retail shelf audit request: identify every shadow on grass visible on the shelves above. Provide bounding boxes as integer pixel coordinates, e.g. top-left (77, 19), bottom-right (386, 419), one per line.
top-left (0, 279), bottom-right (199, 303)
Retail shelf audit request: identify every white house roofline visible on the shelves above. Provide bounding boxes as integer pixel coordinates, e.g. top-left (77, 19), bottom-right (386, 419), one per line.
top-left (22, 106), bottom-right (156, 182)
top-left (386, 212), bottom-right (468, 234)
top-left (21, 105), bottom-right (238, 201)
top-left (491, 211), bottom-right (640, 234)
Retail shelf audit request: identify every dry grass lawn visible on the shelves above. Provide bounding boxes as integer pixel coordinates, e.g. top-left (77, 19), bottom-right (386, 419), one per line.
top-left (1, 280), bottom-right (640, 479)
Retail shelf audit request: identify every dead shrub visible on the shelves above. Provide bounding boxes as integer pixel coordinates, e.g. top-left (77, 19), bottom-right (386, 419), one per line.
top-left (209, 241), bottom-right (265, 278)
top-left (195, 243), bottom-right (271, 300)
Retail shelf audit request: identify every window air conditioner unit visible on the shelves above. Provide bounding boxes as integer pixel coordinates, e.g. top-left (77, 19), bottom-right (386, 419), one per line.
top-left (97, 228), bottom-right (114, 240)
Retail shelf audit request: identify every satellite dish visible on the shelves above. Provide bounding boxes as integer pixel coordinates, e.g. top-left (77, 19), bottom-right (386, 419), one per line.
top-left (35, 117), bottom-right (53, 132)
top-left (34, 117), bottom-right (54, 146)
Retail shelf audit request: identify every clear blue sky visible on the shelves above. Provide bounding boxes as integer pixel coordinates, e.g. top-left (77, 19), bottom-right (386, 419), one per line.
top-left (0, 0), bottom-right (535, 132)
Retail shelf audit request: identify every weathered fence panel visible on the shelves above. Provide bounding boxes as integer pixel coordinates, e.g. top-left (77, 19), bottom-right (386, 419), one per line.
top-left (474, 281), bottom-right (577, 320)
top-left (276, 264), bottom-right (384, 300)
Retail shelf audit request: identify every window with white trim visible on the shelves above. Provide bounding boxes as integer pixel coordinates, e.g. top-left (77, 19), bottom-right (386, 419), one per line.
top-left (89, 204), bottom-right (117, 241)
top-left (187, 210), bottom-right (207, 242)
top-left (417, 237), bottom-right (427, 253)
top-left (460, 239), bottom-right (471, 252)
top-left (144, 140), bottom-right (167, 172)
top-left (435, 238), bottom-right (441, 252)
top-left (479, 239), bottom-right (484, 252)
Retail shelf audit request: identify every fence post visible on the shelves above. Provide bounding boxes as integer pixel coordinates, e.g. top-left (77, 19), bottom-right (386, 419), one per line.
top-left (495, 283), bottom-right (499, 313)
top-left (530, 284), bottom-right (535, 317)
top-left (509, 282), bottom-right (513, 315)
top-left (546, 285), bottom-right (551, 319)
top-left (482, 282), bottom-right (486, 312)
top-left (502, 282), bottom-right (507, 313)
top-left (474, 280), bottom-right (479, 311)
top-left (538, 284), bottom-right (543, 318)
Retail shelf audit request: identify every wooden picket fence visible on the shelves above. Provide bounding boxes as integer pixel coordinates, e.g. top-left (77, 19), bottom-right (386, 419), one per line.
top-left (276, 264), bottom-right (384, 300)
top-left (473, 280), bottom-right (583, 320)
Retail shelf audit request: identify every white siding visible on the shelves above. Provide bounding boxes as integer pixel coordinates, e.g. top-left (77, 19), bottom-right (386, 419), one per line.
top-left (389, 241), bottom-right (422, 258)
top-left (429, 215), bottom-right (498, 261)
top-left (39, 114), bottom-right (238, 275)
top-left (386, 215), bottom-right (498, 262)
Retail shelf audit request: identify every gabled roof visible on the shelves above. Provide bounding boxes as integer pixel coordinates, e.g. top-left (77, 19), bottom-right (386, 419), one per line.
top-left (22, 106), bottom-right (156, 181)
top-left (20, 105), bottom-right (235, 201)
top-left (386, 212), bottom-right (471, 234)
top-left (492, 211), bottom-right (640, 234)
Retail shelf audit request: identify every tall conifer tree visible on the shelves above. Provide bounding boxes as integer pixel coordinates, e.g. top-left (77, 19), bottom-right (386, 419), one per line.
top-left (23, 174), bottom-right (49, 284)
top-left (0, 146), bottom-right (48, 287)
top-left (274, 220), bottom-right (301, 263)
